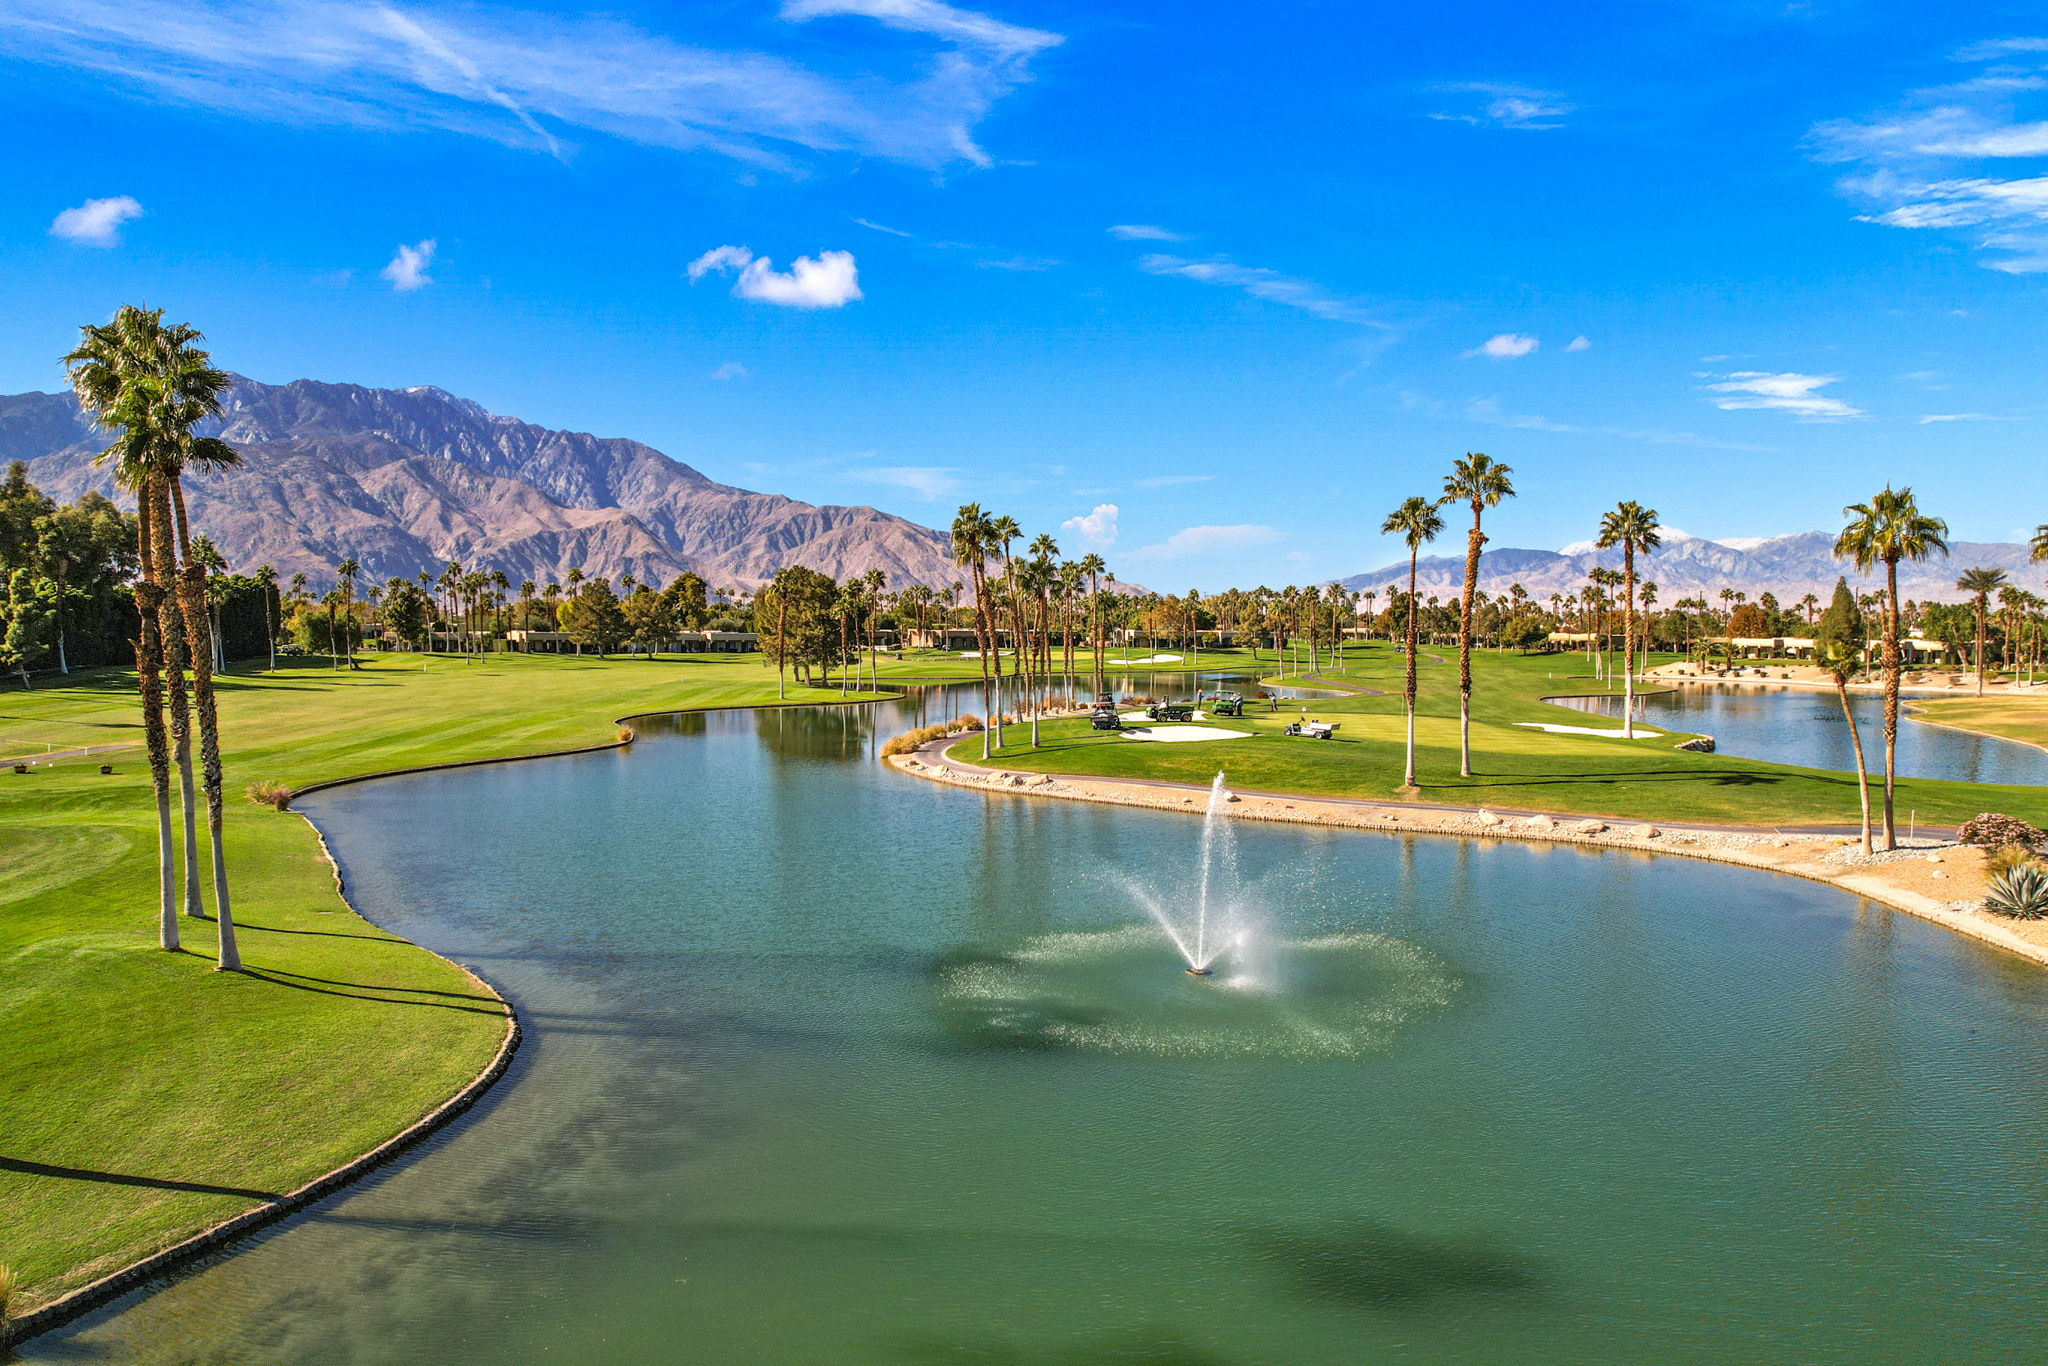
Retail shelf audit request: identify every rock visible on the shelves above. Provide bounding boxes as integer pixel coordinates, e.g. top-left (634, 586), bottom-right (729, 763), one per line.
top-left (1027, 773), bottom-right (1052, 787)
top-left (1574, 820), bottom-right (1608, 835)
top-left (1182, 796), bottom-right (1196, 804)
top-left (1006, 774), bottom-right (1027, 787)
top-left (1224, 791), bottom-right (1241, 803)
top-left (1633, 825), bottom-right (1660, 840)
top-left (1474, 809), bottom-right (1502, 827)
top-left (1932, 870), bottom-right (1949, 880)
top-left (1525, 815), bottom-right (1555, 830)
top-left (1675, 736), bottom-right (1716, 753)
top-left (1926, 853), bottom-right (1943, 863)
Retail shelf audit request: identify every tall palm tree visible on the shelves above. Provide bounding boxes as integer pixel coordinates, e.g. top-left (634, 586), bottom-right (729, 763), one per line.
top-left (951, 503), bottom-right (999, 758)
top-left (1439, 453), bottom-right (1515, 776)
top-left (2031, 523), bottom-right (2048, 566)
top-left (1382, 495), bottom-right (1444, 788)
top-left (66, 306), bottom-right (243, 965)
top-left (335, 557), bottom-right (360, 669)
top-left (1078, 553), bottom-right (1107, 693)
top-left (1595, 503), bottom-right (1661, 738)
top-left (1836, 487), bottom-right (1949, 850)
top-left (1956, 567), bottom-right (2007, 695)
top-left (1814, 579), bottom-right (1873, 855)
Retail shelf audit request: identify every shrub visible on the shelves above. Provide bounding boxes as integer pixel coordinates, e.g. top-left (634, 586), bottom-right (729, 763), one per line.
top-left (245, 780), bottom-right (291, 811)
top-left (1984, 863), bottom-right (2048, 920)
top-left (952, 714), bottom-right (984, 732)
top-left (1986, 845), bottom-right (2041, 879)
top-left (0, 1262), bottom-right (13, 1323)
top-left (1958, 813), bottom-right (2045, 851)
top-left (616, 724), bottom-right (636, 744)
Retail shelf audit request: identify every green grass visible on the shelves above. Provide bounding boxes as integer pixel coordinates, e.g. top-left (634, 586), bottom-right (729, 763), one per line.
top-left (945, 643), bottom-right (2048, 829)
top-left (0, 650), bottom-right (879, 1315)
top-left (1908, 695), bottom-right (2048, 751)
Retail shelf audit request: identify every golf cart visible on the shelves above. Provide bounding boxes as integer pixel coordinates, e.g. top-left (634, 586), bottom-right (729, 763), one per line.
top-left (1146, 702), bottom-right (1197, 722)
top-left (1284, 719), bottom-right (1340, 739)
top-left (1201, 690), bottom-right (1247, 717)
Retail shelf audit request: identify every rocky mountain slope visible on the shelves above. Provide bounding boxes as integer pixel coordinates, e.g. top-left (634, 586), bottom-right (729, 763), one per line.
top-left (1340, 528), bottom-right (2040, 606)
top-left (0, 377), bottom-right (959, 590)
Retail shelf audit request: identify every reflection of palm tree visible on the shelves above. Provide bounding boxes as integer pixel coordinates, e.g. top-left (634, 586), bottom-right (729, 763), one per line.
top-left (1836, 487), bottom-right (1949, 850)
top-left (1439, 453), bottom-right (1515, 777)
top-left (1381, 495), bottom-right (1444, 788)
top-left (1956, 567), bottom-right (2007, 696)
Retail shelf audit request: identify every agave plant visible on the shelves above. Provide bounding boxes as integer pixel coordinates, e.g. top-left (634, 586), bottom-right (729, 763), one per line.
top-left (1983, 863), bottom-right (2048, 921)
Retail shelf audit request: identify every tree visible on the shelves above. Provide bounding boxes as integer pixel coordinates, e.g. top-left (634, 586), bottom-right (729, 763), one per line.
top-left (1381, 495), bottom-right (1444, 788)
top-left (1814, 577), bottom-right (1872, 855)
top-left (1595, 501), bottom-right (1661, 739)
top-left (1956, 567), bottom-right (2007, 696)
top-left (1836, 487), bottom-right (1948, 851)
top-left (1, 568), bottom-right (52, 687)
top-left (621, 585), bottom-right (675, 656)
top-left (558, 578), bottom-right (628, 656)
top-left (256, 564), bottom-right (278, 670)
top-left (756, 566), bottom-right (838, 690)
top-left (952, 504), bottom-right (1000, 759)
top-left (1440, 453), bottom-right (1515, 777)
top-left (381, 578), bottom-right (432, 648)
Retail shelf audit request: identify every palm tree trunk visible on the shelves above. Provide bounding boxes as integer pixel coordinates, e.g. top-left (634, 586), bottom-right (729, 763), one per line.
top-left (146, 477), bottom-right (203, 919)
top-left (1836, 676), bottom-right (1873, 856)
top-left (168, 481), bottom-right (236, 966)
top-left (1621, 548), bottom-right (1637, 740)
top-left (1404, 550), bottom-right (1420, 789)
top-left (1882, 560), bottom-right (1900, 850)
top-left (132, 492), bottom-right (179, 951)
top-left (1458, 505), bottom-right (1481, 776)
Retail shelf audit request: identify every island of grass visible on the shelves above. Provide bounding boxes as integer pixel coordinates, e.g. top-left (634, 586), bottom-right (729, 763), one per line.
top-left (0, 651), bottom-right (884, 1324)
top-left (942, 645), bottom-right (2048, 830)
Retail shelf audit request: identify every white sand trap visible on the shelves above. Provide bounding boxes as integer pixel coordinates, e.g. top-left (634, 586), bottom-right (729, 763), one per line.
top-left (1119, 724), bottom-right (1251, 743)
top-left (1516, 722), bottom-right (1663, 739)
top-left (1120, 654), bottom-right (1183, 663)
top-left (957, 650), bottom-right (1011, 657)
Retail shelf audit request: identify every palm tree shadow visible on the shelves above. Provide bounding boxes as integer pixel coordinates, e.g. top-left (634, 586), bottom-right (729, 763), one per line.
top-left (1246, 1221), bottom-right (1545, 1311)
top-left (239, 968), bottom-right (505, 1014)
top-left (0, 1155), bottom-right (278, 1201)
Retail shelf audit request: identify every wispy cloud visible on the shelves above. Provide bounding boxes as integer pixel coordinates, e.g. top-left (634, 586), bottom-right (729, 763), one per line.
top-left (711, 361), bottom-right (751, 381)
top-left (1811, 41), bottom-right (2048, 271)
top-left (689, 245), bottom-right (863, 307)
top-left (1123, 524), bottom-right (1283, 562)
top-left (853, 217), bottom-right (913, 236)
top-left (1920, 411), bottom-right (2020, 422)
top-left (977, 255), bottom-right (1060, 271)
top-left (0, 0), bottom-right (1059, 173)
top-left (1430, 82), bottom-right (1573, 130)
top-left (382, 238), bottom-right (436, 291)
top-left (1701, 371), bottom-right (1862, 420)
top-left (1429, 394), bottom-right (1770, 452)
top-left (49, 194), bottom-right (143, 246)
top-left (1108, 224), bottom-right (1185, 241)
top-left (1465, 332), bottom-right (1538, 359)
top-left (853, 464), bottom-right (963, 500)
top-left (1137, 253), bottom-right (1387, 327)
top-left (1060, 502), bottom-right (1118, 549)
top-left (1565, 334), bottom-right (1591, 352)
top-left (1133, 473), bottom-right (1213, 489)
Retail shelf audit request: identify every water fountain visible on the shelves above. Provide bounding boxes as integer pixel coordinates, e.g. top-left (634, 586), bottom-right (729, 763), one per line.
top-left (1131, 772), bottom-right (1243, 977)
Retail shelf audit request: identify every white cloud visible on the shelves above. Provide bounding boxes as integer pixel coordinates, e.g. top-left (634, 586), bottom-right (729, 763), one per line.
top-left (1124, 524), bottom-right (1283, 562)
top-left (1702, 371), bottom-right (1862, 420)
top-left (1811, 44), bottom-right (2048, 271)
top-left (1060, 502), bottom-right (1119, 549)
top-left (711, 361), bottom-right (750, 381)
top-left (381, 239), bottom-right (436, 291)
top-left (1920, 411), bottom-right (2018, 422)
top-left (978, 255), bottom-right (1060, 271)
top-left (688, 245), bottom-right (756, 281)
top-left (1565, 334), bottom-right (1591, 352)
top-left (690, 245), bottom-right (863, 306)
top-left (1465, 333), bottom-right (1539, 359)
top-left (854, 465), bottom-right (961, 500)
top-left (1442, 394), bottom-right (1770, 452)
top-left (1137, 254), bottom-right (1386, 327)
top-left (1133, 474), bottom-right (1213, 489)
top-left (1108, 224), bottom-right (1184, 241)
top-left (0, 0), bottom-right (1058, 174)
top-left (49, 194), bottom-right (143, 245)
top-left (853, 217), bottom-right (912, 236)
top-left (1430, 82), bottom-right (1573, 130)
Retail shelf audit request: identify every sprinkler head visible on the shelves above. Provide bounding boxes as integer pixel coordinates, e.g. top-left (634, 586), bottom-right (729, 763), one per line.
top-left (1184, 966), bottom-right (1215, 977)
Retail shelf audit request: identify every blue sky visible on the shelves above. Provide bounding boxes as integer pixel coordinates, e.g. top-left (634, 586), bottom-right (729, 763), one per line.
top-left (4, 0), bottom-right (2047, 589)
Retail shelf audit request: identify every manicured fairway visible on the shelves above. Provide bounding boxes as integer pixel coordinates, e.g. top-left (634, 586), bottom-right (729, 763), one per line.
top-left (1909, 695), bottom-right (2048, 752)
top-left (949, 644), bottom-right (2048, 829)
top-left (0, 651), bottom-right (877, 1316)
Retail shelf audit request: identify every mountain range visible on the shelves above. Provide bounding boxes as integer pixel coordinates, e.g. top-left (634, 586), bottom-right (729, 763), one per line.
top-left (1339, 528), bottom-right (2042, 607)
top-left (0, 376), bottom-right (960, 591)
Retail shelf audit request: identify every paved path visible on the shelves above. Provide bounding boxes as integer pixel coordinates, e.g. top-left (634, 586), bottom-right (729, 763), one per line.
top-left (1, 742), bottom-right (137, 767)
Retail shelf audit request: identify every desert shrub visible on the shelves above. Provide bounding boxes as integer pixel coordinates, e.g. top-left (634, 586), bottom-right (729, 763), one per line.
top-left (1984, 863), bottom-right (2048, 920)
top-left (951, 714), bottom-right (984, 732)
top-left (616, 724), bottom-right (636, 744)
top-left (1958, 813), bottom-right (2045, 851)
top-left (245, 780), bottom-right (291, 811)
top-left (1985, 845), bottom-right (2042, 879)
top-left (881, 721), bottom-right (955, 757)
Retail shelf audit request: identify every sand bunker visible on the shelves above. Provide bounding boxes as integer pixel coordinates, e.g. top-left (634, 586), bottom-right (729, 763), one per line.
top-left (1119, 724), bottom-right (1252, 743)
top-left (1120, 654), bottom-right (1184, 663)
top-left (1516, 722), bottom-right (1664, 739)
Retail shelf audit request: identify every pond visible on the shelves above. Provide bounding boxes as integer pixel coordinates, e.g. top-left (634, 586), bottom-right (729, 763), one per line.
top-left (1547, 682), bottom-right (2048, 787)
top-left (30, 682), bottom-right (2048, 1364)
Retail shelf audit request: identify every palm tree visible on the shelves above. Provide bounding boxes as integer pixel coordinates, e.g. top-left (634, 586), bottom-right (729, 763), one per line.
top-left (256, 564), bottom-right (278, 671)
top-left (1814, 578), bottom-right (1873, 855)
top-left (1836, 487), bottom-right (1949, 850)
top-left (1956, 567), bottom-right (2007, 696)
top-left (65, 305), bottom-right (242, 966)
top-left (1439, 453), bottom-right (1515, 776)
top-left (1596, 503), bottom-right (1661, 739)
top-left (1078, 553), bottom-right (1107, 693)
top-left (1382, 495), bottom-right (1444, 788)
top-left (2031, 524), bottom-right (2048, 566)
top-left (335, 557), bottom-right (360, 668)
top-left (951, 503), bottom-right (999, 758)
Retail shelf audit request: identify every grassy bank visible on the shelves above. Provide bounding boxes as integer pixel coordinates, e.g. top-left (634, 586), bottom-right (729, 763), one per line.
top-left (945, 643), bottom-right (2048, 829)
top-left (1908, 695), bottom-right (2048, 752)
top-left (1, 650), bottom-right (878, 1317)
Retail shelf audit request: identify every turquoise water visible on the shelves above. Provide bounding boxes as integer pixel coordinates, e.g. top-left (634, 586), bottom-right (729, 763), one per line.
top-left (28, 684), bottom-right (2048, 1363)
top-left (1549, 683), bottom-right (2048, 786)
